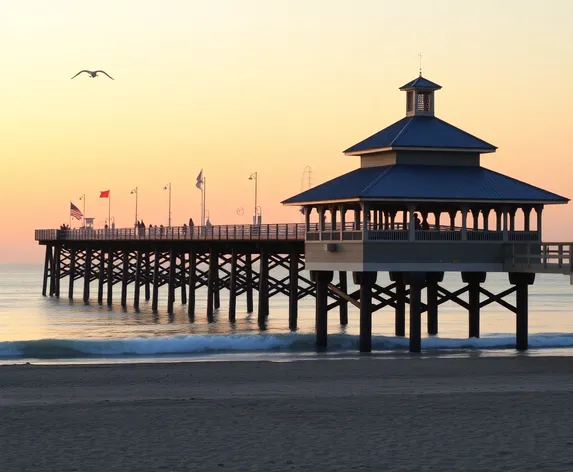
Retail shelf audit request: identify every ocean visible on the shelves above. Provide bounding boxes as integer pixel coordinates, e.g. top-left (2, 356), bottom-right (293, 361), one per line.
top-left (1, 264), bottom-right (573, 364)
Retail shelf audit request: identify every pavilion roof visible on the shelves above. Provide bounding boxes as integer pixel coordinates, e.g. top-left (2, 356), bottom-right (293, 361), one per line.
top-left (344, 116), bottom-right (497, 155)
top-left (282, 165), bottom-right (568, 205)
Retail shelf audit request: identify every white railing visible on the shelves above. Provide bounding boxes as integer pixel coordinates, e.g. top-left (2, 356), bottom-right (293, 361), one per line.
top-left (505, 243), bottom-right (573, 273)
top-left (35, 224), bottom-right (306, 242)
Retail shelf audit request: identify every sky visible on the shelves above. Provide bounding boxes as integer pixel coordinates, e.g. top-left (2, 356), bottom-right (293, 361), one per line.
top-left (0, 0), bottom-right (572, 263)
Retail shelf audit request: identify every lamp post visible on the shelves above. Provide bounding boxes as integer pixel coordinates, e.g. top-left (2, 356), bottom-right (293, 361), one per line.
top-left (248, 172), bottom-right (258, 225)
top-left (130, 187), bottom-right (138, 225)
top-left (163, 183), bottom-right (172, 227)
top-left (301, 166), bottom-right (312, 192)
top-left (79, 194), bottom-right (86, 228)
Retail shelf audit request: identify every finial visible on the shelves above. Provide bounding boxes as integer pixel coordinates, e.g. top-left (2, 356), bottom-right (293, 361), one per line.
top-left (418, 52), bottom-right (423, 76)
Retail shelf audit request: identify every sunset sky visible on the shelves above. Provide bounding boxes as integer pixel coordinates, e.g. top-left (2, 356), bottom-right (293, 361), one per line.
top-left (1, 0), bottom-right (572, 263)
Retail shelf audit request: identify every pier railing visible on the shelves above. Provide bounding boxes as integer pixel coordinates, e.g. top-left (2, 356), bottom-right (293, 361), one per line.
top-left (36, 224), bottom-right (541, 244)
top-left (35, 224), bottom-right (306, 242)
top-left (504, 243), bottom-right (573, 274)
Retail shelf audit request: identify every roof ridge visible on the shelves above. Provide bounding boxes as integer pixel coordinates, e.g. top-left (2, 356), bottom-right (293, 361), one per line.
top-left (360, 166), bottom-right (393, 196)
top-left (389, 118), bottom-right (414, 146)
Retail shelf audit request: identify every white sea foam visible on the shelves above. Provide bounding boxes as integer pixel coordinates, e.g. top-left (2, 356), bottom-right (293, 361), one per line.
top-left (1, 333), bottom-right (573, 359)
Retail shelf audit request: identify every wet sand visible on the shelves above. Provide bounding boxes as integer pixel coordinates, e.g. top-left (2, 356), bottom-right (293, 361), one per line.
top-left (2, 357), bottom-right (573, 471)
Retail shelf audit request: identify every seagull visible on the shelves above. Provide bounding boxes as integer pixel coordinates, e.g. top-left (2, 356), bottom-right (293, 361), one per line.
top-left (71, 70), bottom-right (114, 80)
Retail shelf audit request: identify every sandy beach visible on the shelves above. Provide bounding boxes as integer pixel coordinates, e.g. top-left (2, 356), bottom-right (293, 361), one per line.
top-left (1, 357), bottom-right (573, 471)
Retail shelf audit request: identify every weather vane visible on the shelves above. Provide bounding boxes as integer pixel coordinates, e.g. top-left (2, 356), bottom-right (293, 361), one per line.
top-left (418, 52), bottom-right (423, 76)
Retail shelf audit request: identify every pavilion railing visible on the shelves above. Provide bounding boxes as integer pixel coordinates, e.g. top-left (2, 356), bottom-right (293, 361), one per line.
top-left (504, 243), bottom-right (573, 274)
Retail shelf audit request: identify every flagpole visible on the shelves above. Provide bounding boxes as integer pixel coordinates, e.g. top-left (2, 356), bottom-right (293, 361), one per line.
top-left (108, 191), bottom-right (111, 228)
top-left (82, 194), bottom-right (86, 228)
top-left (69, 201), bottom-right (72, 228)
top-left (203, 177), bottom-right (206, 226)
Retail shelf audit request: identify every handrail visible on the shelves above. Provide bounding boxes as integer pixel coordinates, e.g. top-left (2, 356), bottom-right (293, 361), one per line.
top-left (35, 224), bottom-right (307, 242)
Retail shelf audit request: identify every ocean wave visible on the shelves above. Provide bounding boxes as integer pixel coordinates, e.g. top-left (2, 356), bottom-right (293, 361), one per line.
top-left (1, 333), bottom-right (573, 359)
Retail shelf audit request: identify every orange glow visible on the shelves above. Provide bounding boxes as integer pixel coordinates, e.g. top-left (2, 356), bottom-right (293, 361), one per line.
top-left (1, 0), bottom-right (572, 262)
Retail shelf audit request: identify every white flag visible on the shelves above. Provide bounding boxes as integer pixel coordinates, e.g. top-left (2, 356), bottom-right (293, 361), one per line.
top-left (196, 170), bottom-right (203, 189)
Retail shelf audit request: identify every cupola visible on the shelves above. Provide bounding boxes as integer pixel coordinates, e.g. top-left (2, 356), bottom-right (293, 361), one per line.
top-left (399, 75), bottom-right (442, 117)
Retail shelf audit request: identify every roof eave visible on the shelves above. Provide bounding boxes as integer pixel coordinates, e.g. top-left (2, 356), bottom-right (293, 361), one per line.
top-left (283, 197), bottom-right (569, 206)
top-left (344, 145), bottom-right (498, 156)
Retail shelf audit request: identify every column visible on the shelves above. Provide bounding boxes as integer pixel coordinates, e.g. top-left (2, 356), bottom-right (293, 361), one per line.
top-left (426, 272), bottom-right (444, 335)
top-left (407, 272), bottom-right (426, 353)
top-left (523, 206), bottom-right (532, 231)
top-left (289, 251), bottom-right (299, 330)
top-left (390, 272), bottom-right (406, 337)
top-left (68, 248), bottom-right (76, 299)
top-left (408, 206), bottom-right (416, 241)
top-left (535, 206), bottom-right (543, 240)
top-left (229, 250), bottom-right (237, 322)
top-left (510, 272), bottom-right (535, 351)
top-left (312, 271), bottom-right (333, 350)
top-left (462, 272), bottom-right (486, 338)
top-left (461, 207), bottom-right (468, 240)
top-left (338, 271), bottom-right (348, 325)
top-left (354, 271), bottom-right (377, 353)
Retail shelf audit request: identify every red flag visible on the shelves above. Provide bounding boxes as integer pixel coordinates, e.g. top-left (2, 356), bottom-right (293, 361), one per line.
top-left (100, 190), bottom-right (110, 198)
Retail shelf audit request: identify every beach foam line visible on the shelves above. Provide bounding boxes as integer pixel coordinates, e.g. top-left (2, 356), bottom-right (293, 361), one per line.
top-left (1, 333), bottom-right (573, 359)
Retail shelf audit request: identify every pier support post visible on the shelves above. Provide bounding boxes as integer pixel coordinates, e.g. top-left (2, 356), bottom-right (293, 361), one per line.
top-left (462, 272), bottom-right (486, 338)
top-left (167, 249), bottom-right (177, 314)
top-left (426, 272), bottom-right (444, 335)
top-left (68, 248), bottom-right (77, 300)
top-left (207, 249), bottom-right (218, 321)
top-left (152, 250), bottom-right (160, 312)
top-left (229, 250), bottom-right (237, 322)
top-left (134, 250), bottom-right (142, 309)
top-left (354, 271), bottom-right (377, 353)
top-left (121, 250), bottom-right (129, 308)
top-left (338, 271), bottom-right (349, 325)
top-left (180, 253), bottom-right (187, 305)
top-left (213, 255), bottom-right (221, 311)
top-left (188, 250), bottom-right (196, 321)
top-left (106, 248), bottom-right (113, 306)
top-left (83, 248), bottom-right (92, 303)
top-left (245, 253), bottom-right (254, 314)
top-left (390, 272), bottom-right (406, 337)
top-left (42, 245), bottom-right (52, 296)
top-left (312, 271), bottom-right (333, 349)
top-left (144, 251), bottom-right (151, 301)
top-left (258, 249), bottom-right (269, 324)
top-left (97, 249), bottom-right (105, 304)
top-left (53, 245), bottom-right (61, 297)
top-left (510, 272), bottom-right (535, 351)
top-left (406, 272), bottom-right (426, 353)
top-left (288, 251), bottom-right (298, 331)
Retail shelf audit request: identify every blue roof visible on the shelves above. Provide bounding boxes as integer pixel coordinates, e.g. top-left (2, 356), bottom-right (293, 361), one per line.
top-left (399, 76), bottom-right (442, 90)
top-left (282, 165), bottom-right (568, 204)
top-left (344, 116), bottom-right (497, 154)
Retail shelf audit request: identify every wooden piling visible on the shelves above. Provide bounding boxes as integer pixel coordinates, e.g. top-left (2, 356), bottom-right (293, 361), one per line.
top-left (53, 245), bottom-right (61, 297)
top-left (106, 248), bottom-right (113, 306)
top-left (510, 272), bottom-right (535, 351)
top-left (213, 254), bottom-right (221, 310)
top-left (207, 249), bottom-right (218, 320)
top-left (288, 251), bottom-right (298, 330)
top-left (97, 249), bottom-right (105, 304)
top-left (188, 250), bottom-right (196, 321)
top-left (426, 272), bottom-right (443, 335)
top-left (42, 245), bottom-right (52, 296)
top-left (134, 250), bottom-right (142, 309)
top-left (391, 272), bottom-right (406, 337)
top-left (68, 248), bottom-right (77, 300)
top-left (408, 272), bottom-right (426, 353)
top-left (121, 250), bottom-right (129, 308)
top-left (144, 251), bottom-right (151, 301)
top-left (83, 248), bottom-right (92, 303)
top-left (313, 271), bottom-right (333, 349)
top-left (245, 253), bottom-right (254, 313)
top-left (338, 271), bottom-right (348, 325)
top-left (356, 271), bottom-right (377, 353)
top-left (180, 252), bottom-right (187, 305)
top-left (258, 249), bottom-right (269, 324)
top-left (152, 251), bottom-right (160, 312)
top-left (462, 272), bottom-right (486, 338)
top-left (229, 250), bottom-right (237, 322)
top-left (167, 249), bottom-right (177, 314)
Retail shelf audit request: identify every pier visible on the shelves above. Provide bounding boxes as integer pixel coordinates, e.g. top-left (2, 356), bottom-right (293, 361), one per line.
top-left (35, 74), bottom-right (573, 353)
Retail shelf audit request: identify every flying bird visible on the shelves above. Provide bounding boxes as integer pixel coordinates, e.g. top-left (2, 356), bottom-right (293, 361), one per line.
top-left (71, 70), bottom-right (114, 80)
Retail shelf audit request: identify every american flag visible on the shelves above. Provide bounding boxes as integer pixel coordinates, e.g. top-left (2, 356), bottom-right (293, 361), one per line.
top-left (70, 202), bottom-right (83, 220)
